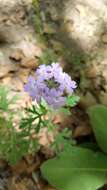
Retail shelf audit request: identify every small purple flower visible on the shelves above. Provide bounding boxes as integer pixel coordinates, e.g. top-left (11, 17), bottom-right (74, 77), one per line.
top-left (24, 63), bottom-right (77, 109)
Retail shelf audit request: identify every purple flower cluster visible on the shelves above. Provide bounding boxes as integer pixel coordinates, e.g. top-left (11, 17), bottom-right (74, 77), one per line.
top-left (24, 63), bottom-right (77, 109)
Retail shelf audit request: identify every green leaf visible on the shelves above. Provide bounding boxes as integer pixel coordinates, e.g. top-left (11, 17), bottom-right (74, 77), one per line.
top-left (41, 147), bottom-right (107, 190)
top-left (88, 105), bottom-right (107, 154)
top-left (51, 128), bottom-right (72, 154)
top-left (40, 97), bottom-right (48, 112)
top-left (0, 85), bottom-right (18, 112)
top-left (9, 94), bottom-right (19, 105)
top-left (38, 49), bottom-right (58, 65)
top-left (59, 108), bottom-right (71, 115)
top-left (66, 95), bottom-right (80, 107)
top-left (0, 86), bottom-right (9, 110)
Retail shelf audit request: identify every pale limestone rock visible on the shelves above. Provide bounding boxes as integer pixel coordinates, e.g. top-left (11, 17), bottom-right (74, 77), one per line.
top-left (9, 49), bottom-right (25, 61)
top-left (0, 63), bottom-right (19, 78)
top-left (63, 0), bottom-right (104, 51)
top-left (21, 57), bottom-right (38, 69)
top-left (0, 0), bottom-right (41, 67)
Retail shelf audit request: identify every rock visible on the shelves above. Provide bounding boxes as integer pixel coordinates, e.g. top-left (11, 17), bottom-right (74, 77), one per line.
top-left (0, 51), bottom-right (5, 64)
top-left (76, 4), bottom-right (86, 17)
top-left (0, 64), bottom-right (18, 78)
top-left (21, 58), bottom-right (38, 69)
top-left (0, 67), bottom-right (10, 78)
top-left (0, 25), bottom-right (26, 43)
top-left (0, 178), bottom-right (8, 190)
top-left (43, 23), bottom-right (56, 34)
top-left (73, 124), bottom-right (91, 138)
top-left (43, 0), bottom-right (107, 52)
top-left (9, 77), bottom-right (23, 91)
top-left (53, 113), bottom-right (73, 129)
top-left (49, 6), bottom-right (60, 21)
top-left (85, 64), bottom-right (99, 78)
top-left (18, 68), bottom-right (30, 83)
top-left (99, 92), bottom-right (107, 105)
top-left (80, 91), bottom-right (97, 109)
top-left (103, 85), bottom-right (107, 92)
top-left (102, 69), bottom-right (107, 81)
top-left (63, 19), bottom-right (74, 34)
top-left (9, 49), bottom-right (25, 61)
top-left (0, 0), bottom-right (41, 73)
top-left (15, 38), bottom-right (42, 58)
top-left (102, 34), bottom-right (107, 43)
top-left (50, 40), bottom-right (63, 51)
top-left (60, 0), bottom-right (104, 51)
top-left (9, 92), bottom-right (31, 109)
top-left (1, 75), bottom-right (12, 85)
top-left (15, 8), bottom-right (25, 21)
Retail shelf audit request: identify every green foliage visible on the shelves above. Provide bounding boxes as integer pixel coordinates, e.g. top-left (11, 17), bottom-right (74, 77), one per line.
top-left (0, 90), bottom-right (48, 164)
top-left (20, 98), bottom-right (48, 134)
top-left (70, 53), bottom-right (85, 66)
top-left (51, 128), bottom-right (73, 154)
top-left (0, 86), bottom-right (41, 164)
top-left (0, 86), bottom-right (21, 164)
top-left (66, 95), bottom-right (80, 107)
top-left (32, 0), bottom-right (47, 44)
top-left (58, 107), bottom-right (71, 115)
top-left (0, 86), bottom-right (18, 111)
top-left (88, 105), bottom-right (107, 154)
top-left (61, 48), bottom-right (86, 67)
top-left (20, 97), bottom-right (76, 156)
top-left (38, 48), bottom-right (58, 65)
top-left (41, 146), bottom-right (107, 190)
top-left (32, 0), bottom-right (43, 35)
top-left (0, 85), bottom-right (79, 165)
